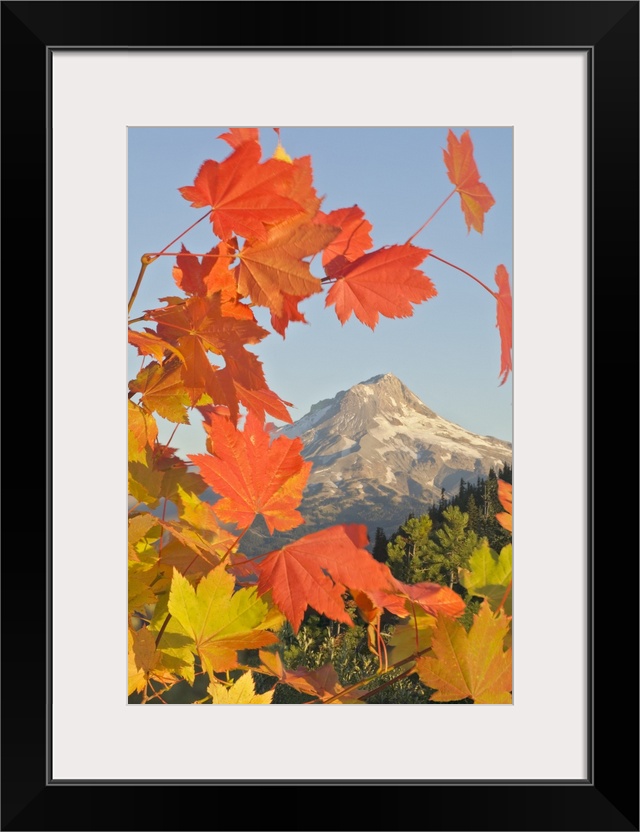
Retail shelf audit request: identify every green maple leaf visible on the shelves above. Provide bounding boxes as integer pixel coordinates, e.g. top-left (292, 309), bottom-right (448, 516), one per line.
top-left (459, 541), bottom-right (512, 615)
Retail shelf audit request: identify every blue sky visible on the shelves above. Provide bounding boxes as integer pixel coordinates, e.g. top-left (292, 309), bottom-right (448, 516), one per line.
top-left (128, 127), bottom-right (512, 457)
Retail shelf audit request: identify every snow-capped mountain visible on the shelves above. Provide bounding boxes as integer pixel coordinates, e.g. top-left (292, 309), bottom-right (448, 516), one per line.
top-left (242, 373), bottom-right (511, 554)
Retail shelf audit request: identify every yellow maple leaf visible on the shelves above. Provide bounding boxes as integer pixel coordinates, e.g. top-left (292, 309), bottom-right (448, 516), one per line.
top-left (168, 565), bottom-right (279, 677)
top-left (208, 671), bottom-right (274, 704)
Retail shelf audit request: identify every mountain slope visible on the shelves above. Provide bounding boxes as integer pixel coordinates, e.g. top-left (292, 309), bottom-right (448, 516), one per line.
top-left (241, 373), bottom-right (511, 555)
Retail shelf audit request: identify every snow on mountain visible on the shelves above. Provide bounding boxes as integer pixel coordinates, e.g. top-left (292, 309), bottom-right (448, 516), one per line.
top-left (280, 372), bottom-right (511, 499)
top-left (241, 373), bottom-right (511, 555)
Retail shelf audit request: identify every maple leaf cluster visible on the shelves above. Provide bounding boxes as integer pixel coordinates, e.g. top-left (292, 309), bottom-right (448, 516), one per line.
top-left (127, 127), bottom-right (512, 705)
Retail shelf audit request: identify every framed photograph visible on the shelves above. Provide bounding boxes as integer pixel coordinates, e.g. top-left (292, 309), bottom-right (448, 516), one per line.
top-left (3, 2), bottom-right (637, 830)
top-left (125, 123), bottom-right (515, 707)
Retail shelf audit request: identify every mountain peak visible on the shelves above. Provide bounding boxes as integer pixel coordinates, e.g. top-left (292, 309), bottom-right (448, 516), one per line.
top-left (362, 372), bottom-right (396, 384)
top-left (340, 373), bottom-right (438, 422)
top-left (250, 374), bottom-right (512, 554)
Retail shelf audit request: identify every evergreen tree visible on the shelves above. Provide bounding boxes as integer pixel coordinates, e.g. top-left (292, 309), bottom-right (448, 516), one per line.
top-left (458, 478), bottom-right (467, 510)
top-left (466, 493), bottom-right (481, 534)
top-left (386, 515), bottom-right (435, 584)
top-left (426, 505), bottom-right (479, 586)
top-left (372, 527), bottom-right (388, 563)
top-left (499, 462), bottom-right (512, 484)
top-left (476, 471), bottom-right (511, 550)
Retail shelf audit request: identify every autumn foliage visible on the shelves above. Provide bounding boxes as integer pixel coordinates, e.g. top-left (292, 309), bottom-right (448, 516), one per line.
top-left (128, 127), bottom-right (512, 704)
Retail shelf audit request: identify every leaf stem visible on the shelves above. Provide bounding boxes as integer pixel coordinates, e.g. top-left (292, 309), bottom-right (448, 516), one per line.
top-left (405, 188), bottom-right (457, 244)
top-left (158, 497), bottom-right (168, 559)
top-left (430, 253), bottom-right (496, 298)
top-left (411, 601), bottom-right (420, 656)
top-left (154, 613), bottom-right (172, 648)
top-left (127, 210), bottom-right (212, 315)
top-left (175, 523), bottom-right (252, 583)
top-left (314, 644), bottom-right (431, 704)
top-left (151, 209), bottom-right (213, 259)
top-left (219, 526), bottom-right (250, 564)
top-left (145, 251), bottom-right (223, 258)
top-left (494, 579), bottom-right (512, 617)
top-left (163, 423), bottom-right (180, 450)
top-left (359, 667), bottom-right (414, 701)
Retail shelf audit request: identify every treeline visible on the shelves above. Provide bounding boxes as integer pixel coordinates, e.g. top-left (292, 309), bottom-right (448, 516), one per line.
top-left (371, 464), bottom-right (512, 584)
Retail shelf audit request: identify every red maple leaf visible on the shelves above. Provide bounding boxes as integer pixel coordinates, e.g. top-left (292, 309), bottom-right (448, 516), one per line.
top-left (188, 410), bottom-right (311, 534)
top-left (256, 524), bottom-right (401, 633)
top-left (494, 264), bottom-right (512, 385)
top-left (179, 142), bottom-right (303, 242)
top-left (324, 243), bottom-right (435, 329)
top-left (443, 129), bottom-right (496, 233)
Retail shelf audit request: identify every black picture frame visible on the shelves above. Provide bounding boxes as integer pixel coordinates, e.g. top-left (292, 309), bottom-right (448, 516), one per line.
top-left (2, 2), bottom-right (638, 830)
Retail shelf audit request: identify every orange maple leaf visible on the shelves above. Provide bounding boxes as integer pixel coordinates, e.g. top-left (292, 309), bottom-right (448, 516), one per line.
top-left (236, 215), bottom-right (339, 316)
top-left (324, 243), bottom-right (435, 329)
top-left (230, 154), bottom-right (338, 326)
top-left (316, 205), bottom-right (373, 277)
top-left (179, 142), bottom-right (303, 242)
top-left (270, 294), bottom-right (308, 338)
top-left (233, 382), bottom-right (293, 425)
top-left (188, 410), bottom-right (311, 534)
top-left (443, 129), bottom-right (496, 234)
top-left (416, 602), bottom-right (512, 703)
top-left (494, 264), bottom-right (512, 385)
top-left (128, 328), bottom-right (185, 365)
top-left (128, 360), bottom-right (191, 424)
top-left (147, 295), bottom-right (268, 406)
top-left (357, 574), bottom-right (466, 620)
top-left (128, 401), bottom-right (159, 453)
top-left (209, 350), bottom-right (293, 425)
top-left (496, 479), bottom-right (513, 532)
top-left (273, 155), bottom-right (322, 218)
top-left (391, 578), bottom-right (467, 619)
top-left (158, 519), bottom-right (228, 578)
top-left (256, 524), bottom-right (400, 633)
top-left (258, 651), bottom-right (364, 702)
top-left (217, 127), bottom-right (260, 150)
top-left (171, 242), bottom-right (239, 298)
